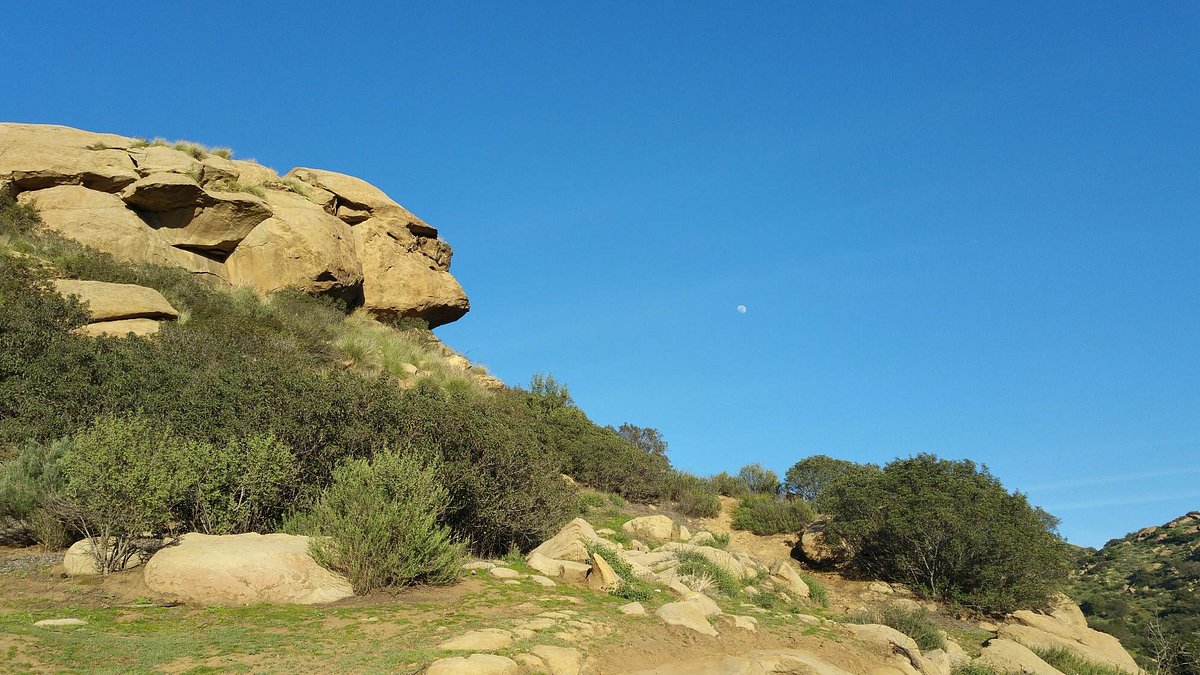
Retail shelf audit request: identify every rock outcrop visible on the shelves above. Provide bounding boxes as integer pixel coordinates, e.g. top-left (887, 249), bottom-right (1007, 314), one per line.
top-left (142, 532), bottom-right (354, 605)
top-left (3, 123), bottom-right (469, 327)
top-left (52, 279), bottom-right (180, 337)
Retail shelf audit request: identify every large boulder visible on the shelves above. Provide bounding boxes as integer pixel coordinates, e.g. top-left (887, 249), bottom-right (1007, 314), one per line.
top-left (119, 172), bottom-right (209, 211)
top-left (52, 280), bottom-right (179, 322)
top-left (286, 167), bottom-right (437, 235)
top-left (621, 515), bottom-right (675, 541)
top-left (527, 518), bottom-right (611, 563)
top-left (426, 654), bottom-right (518, 675)
top-left (796, 518), bottom-right (852, 569)
top-left (0, 123), bottom-right (140, 195)
top-left (659, 542), bottom-right (747, 579)
top-left (352, 217), bottom-right (469, 327)
top-left (142, 532), bottom-right (354, 605)
top-left (976, 639), bottom-right (1063, 675)
top-left (656, 600), bottom-right (719, 637)
top-left (769, 560), bottom-right (811, 598)
top-left (137, 188), bottom-right (273, 255)
top-left (999, 606), bottom-right (1141, 673)
top-left (225, 191), bottom-right (363, 302)
top-left (17, 186), bottom-right (227, 281)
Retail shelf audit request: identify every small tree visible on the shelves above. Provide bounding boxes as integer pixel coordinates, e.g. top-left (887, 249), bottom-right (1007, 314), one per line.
top-left (0, 439), bottom-right (72, 548)
top-left (60, 415), bottom-right (191, 573)
top-left (181, 433), bottom-right (297, 535)
top-left (784, 454), bottom-right (864, 503)
top-left (738, 463), bottom-right (781, 495)
top-left (821, 454), bottom-right (1071, 612)
top-left (307, 449), bottom-right (466, 593)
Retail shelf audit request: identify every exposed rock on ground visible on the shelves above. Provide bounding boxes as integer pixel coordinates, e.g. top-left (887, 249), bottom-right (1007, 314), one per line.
top-left (142, 532), bottom-right (353, 605)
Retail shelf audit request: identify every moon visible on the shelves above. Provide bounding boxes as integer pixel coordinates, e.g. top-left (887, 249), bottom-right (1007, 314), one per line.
top-left (736, 305), bottom-right (747, 314)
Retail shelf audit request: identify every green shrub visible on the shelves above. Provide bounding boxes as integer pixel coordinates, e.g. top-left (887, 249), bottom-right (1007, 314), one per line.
top-left (59, 415), bottom-right (193, 573)
top-left (0, 194), bottom-right (42, 237)
top-left (821, 454), bottom-right (1071, 613)
top-left (0, 439), bottom-right (72, 548)
top-left (586, 541), bottom-right (654, 601)
top-left (180, 433), bottom-right (297, 535)
top-left (675, 483), bottom-right (721, 518)
top-left (711, 471), bottom-right (749, 497)
top-left (709, 532), bottom-right (731, 549)
top-left (306, 450), bottom-right (465, 593)
top-left (751, 590), bottom-right (780, 609)
top-left (738, 463), bottom-right (781, 495)
top-left (731, 494), bottom-right (815, 535)
top-left (1032, 647), bottom-right (1126, 675)
top-left (675, 549), bottom-right (742, 596)
top-left (803, 574), bottom-right (829, 607)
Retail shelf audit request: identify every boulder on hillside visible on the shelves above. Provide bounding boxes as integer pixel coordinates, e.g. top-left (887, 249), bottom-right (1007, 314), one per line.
top-left (527, 518), bottom-right (611, 563)
top-left (622, 515), bottom-right (675, 541)
top-left (17, 186), bottom-right (227, 281)
top-left (52, 279), bottom-right (179, 322)
top-left (656, 600), bottom-right (719, 637)
top-left (999, 605), bottom-right (1141, 673)
top-left (225, 190), bottom-right (363, 303)
top-left (658, 542), bottom-right (747, 579)
top-left (142, 532), bottom-right (354, 605)
top-left (769, 560), bottom-right (810, 598)
top-left (286, 167), bottom-right (438, 236)
top-left (976, 639), bottom-right (1062, 675)
top-left (352, 217), bottom-right (469, 327)
top-left (0, 123), bottom-right (140, 195)
top-left (119, 172), bottom-right (209, 211)
top-left (138, 188), bottom-right (273, 255)
top-left (795, 519), bottom-right (853, 570)
top-left (76, 318), bottom-right (164, 337)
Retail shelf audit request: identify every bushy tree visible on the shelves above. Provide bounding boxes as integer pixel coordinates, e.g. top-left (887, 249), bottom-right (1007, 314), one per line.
top-left (180, 433), bottom-right (297, 535)
top-left (710, 471), bottom-right (750, 497)
top-left (306, 450), bottom-right (466, 593)
top-left (784, 454), bottom-right (865, 503)
top-left (822, 454), bottom-right (1071, 612)
top-left (738, 463), bottom-right (781, 495)
top-left (730, 494), bottom-right (815, 535)
top-left (0, 439), bottom-right (72, 548)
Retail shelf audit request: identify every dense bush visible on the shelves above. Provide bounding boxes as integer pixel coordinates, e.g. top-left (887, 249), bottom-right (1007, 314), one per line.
top-left (822, 454), bottom-right (1071, 612)
top-left (661, 471), bottom-right (722, 518)
top-left (784, 454), bottom-right (870, 503)
top-left (710, 471), bottom-right (749, 497)
top-left (305, 450), bottom-right (466, 593)
top-left (737, 463), bottom-right (781, 495)
top-left (731, 494), bottom-right (815, 535)
top-left (181, 433), bottom-right (297, 535)
top-left (0, 439), bottom-right (72, 548)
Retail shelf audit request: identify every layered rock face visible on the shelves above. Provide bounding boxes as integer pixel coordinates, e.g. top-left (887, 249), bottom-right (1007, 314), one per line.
top-left (1, 123), bottom-right (469, 326)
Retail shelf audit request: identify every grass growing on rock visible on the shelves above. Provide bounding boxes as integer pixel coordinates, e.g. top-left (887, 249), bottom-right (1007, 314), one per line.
top-left (845, 605), bottom-right (945, 652)
top-left (675, 550), bottom-right (742, 597)
top-left (1032, 647), bottom-right (1127, 675)
top-left (586, 541), bottom-right (655, 602)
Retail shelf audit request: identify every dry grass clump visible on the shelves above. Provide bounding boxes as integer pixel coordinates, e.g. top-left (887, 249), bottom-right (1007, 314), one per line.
top-left (335, 312), bottom-right (480, 393)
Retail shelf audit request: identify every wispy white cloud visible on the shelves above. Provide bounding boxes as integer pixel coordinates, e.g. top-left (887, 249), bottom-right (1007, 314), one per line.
top-left (1023, 466), bottom-right (1200, 493)
top-left (1043, 491), bottom-right (1200, 512)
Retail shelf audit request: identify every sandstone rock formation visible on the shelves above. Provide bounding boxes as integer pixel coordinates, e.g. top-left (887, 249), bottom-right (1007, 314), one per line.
top-left (3, 123), bottom-right (469, 327)
top-left (52, 279), bottom-right (180, 337)
top-left (142, 532), bottom-right (354, 605)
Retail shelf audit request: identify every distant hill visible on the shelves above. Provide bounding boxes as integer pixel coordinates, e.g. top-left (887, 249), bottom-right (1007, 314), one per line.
top-left (1073, 511), bottom-right (1200, 673)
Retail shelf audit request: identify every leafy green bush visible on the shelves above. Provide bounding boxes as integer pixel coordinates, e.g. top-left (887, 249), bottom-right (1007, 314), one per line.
top-left (847, 605), bottom-right (946, 652)
top-left (180, 433), bottom-right (297, 535)
top-left (731, 495), bottom-right (815, 535)
top-left (59, 415), bottom-right (193, 573)
top-left (306, 450), bottom-right (465, 593)
top-left (821, 454), bottom-right (1071, 613)
top-left (0, 439), bottom-right (72, 548)
top-left (675, 484), bottom-right (722, 518)
top-left (738, 463), bottom-right (781, 495)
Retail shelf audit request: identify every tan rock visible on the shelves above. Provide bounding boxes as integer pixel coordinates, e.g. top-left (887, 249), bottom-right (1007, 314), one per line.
top-left (868, 581), bottom-right (894, 595)
top-left (286, 167), bottom-right (437, 235)
top-left (529, 575), bottom-right (557, 587)
top-left (352, 217), bottom-right (468, 327)
top-left (514, 653), bottom-right (546, 671)
top-left (0, 123), bottom-right (140, 194)
top-left (230, 159), bottom-right (279, 186)
top-left (944, 639), bottom-right (970, 667)
top-left (426, 654), bottom-right (518, 675)
top-left (526, 553), bottom-right (591, 583)
top-left (656, 601), bottom-right (719, 637)
top-left (488, 566), bottom-right (521, 580)
top-left (528, 518), bottom-right (611, 563)
top-left (531, 645), bottom-right (582, 675)
top-left (619, 601), bottom-right (646, 615)
top-left (76, 318), bottom-right (163, 338)
top-left (677, 525), bottom-right (691, 541)
top-left (225, 190), bottom-right (362, 301)
top-left (33, 618), bottom-right (88, 627)
top-left (659, 542), bottom-right (747, 579)
top-left (120, 172), bottom-right (208, 211)
top-left (1000, 609), bottom-right (1140, 674)
top-left (797, 519), bottom-right (852, 569)
top-left (684, 592), bottom-right (723, 617)
top-left (977, 639), bottom-right (1063, 675)
top-left (52, 280), bottom-right (178, 322)
top-left (437, 628), bottom-right (513, 651)
top-left (843, 623), bottom-right (944, 675)
top-left (142, 532), bottom-right (353, 605)
top-left (586, 554), bottom-right (620, 592)
top-left (18, 186), bottom-right (227, 280)
top-left (622, 515), bottom-right (675, 541)
top-left (689, 531), bottom-right (716, 546)
top-left (769, 560), bottom-right (811, 598)
top-left (729, 615), bottom-right (758, 632)
top-left (63, 538), bottom-right (145, 576)
top-left (128, 145), bottom-right (203, 178)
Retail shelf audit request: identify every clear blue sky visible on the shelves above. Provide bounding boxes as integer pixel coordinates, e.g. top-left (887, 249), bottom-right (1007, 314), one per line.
top-left (5, 2), bottom-right (1197, 548)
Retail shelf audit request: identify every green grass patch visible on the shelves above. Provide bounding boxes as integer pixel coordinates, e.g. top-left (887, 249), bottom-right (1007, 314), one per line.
top-left (845, 605), bottom-right (945, 652)
top-left (802, 574), bottom-right (829, 607)
top-left (586, 541), bottom-right (655, 602)
top-left (675, 550), bottom-right (742, 597)
top-left (1032, 647), bottom-right (1126, 675)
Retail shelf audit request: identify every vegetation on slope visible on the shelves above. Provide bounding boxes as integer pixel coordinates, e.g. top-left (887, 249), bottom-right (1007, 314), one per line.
top-left (1072, 513), bottom-right (1200, 674)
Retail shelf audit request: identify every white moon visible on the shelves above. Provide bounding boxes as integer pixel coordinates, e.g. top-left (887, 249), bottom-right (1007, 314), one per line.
top-left (736, 305), bottom-right (747, 314)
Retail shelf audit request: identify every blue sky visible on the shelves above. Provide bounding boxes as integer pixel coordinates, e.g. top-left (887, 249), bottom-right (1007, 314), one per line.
top-left (4, 2), bottom-right (1197, 547)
